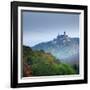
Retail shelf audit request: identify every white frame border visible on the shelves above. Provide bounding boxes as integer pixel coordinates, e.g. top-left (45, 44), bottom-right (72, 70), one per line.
top-left (18, 6), bottom-right (84, 83)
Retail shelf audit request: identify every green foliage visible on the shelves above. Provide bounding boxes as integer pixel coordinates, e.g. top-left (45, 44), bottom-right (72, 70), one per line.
top-left (23, 45), bottom-right (77, 76)
top-left (72, 64), bottom-right (79, 74)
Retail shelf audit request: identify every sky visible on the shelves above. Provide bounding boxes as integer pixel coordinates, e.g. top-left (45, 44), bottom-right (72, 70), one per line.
top-left (22, 11), bottom-right (80, 47)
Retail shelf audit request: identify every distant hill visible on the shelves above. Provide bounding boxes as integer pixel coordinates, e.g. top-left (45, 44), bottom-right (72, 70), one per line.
top-left (32, 32), bottom-right (79, 65)
top-left (23, 45), bottom-right (77, 77)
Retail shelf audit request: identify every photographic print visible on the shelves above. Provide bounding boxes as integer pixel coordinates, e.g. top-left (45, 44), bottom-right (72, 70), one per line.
top-left (22, 11), bottom-right (80, 77)
top-left (11, 1), bottom-right (87, 88)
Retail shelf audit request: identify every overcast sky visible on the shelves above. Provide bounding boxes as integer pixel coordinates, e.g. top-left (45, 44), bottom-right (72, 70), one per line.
top-left (22, 11), bottom-right (80, 47)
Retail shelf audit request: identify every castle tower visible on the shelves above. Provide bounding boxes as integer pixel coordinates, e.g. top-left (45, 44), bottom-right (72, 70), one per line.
top-left (64, 31), bottom-right (66, 36)
top-left (57, 33), bottom-right (60, 38)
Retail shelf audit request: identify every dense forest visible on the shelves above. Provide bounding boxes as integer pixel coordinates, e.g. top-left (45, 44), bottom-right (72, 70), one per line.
top-left (23, 45), bottom-right (79, 77)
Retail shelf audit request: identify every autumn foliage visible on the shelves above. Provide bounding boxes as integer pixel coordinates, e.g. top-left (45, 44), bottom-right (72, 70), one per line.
top-left (23, 46), bottom-right (77, 77)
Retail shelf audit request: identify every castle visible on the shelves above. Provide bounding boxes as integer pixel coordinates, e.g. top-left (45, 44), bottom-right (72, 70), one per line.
top-left (53, 31), bottom-right (70, 43)
top-left (57, 31), bottom-right (68, 39)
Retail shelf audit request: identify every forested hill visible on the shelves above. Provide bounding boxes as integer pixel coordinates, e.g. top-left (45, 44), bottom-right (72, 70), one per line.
top-left (32, 32), bottom-right (79, 65)
top-left (23, 45), bottom-right (78, 77)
